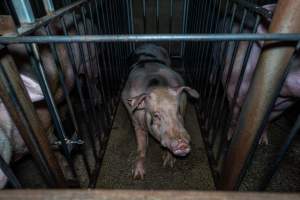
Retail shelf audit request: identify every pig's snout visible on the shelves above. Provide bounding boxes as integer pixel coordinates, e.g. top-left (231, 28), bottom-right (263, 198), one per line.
top-left (170, 139), bottom-right (191, 157)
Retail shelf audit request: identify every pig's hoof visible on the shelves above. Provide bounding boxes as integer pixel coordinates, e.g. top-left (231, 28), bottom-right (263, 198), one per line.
top-left (162, 151), bottom-right (176, 168)
top-left (132, 161), bottom-right (145, 180)
top-left (259, 134), bottom-right (269, 145)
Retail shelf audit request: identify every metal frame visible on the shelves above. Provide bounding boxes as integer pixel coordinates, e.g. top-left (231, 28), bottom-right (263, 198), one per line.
top-left (0, 0), bottom-right (299, 191)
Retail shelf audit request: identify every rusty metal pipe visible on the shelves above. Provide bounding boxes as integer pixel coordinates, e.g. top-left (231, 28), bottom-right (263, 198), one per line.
top-left (0, 55), bottom-right (67, 187)
top-left (218, 0), bottom-right (300, 190)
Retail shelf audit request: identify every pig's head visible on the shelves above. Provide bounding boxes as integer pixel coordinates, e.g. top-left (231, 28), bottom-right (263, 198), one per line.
top-left (128, 86), bottom-right (199, 156)
top-left (128, 44), bottom-right (171, 67)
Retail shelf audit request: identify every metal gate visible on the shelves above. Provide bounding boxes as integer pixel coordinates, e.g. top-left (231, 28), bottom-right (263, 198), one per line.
top-left (0, 0), bottom-right (299, 191)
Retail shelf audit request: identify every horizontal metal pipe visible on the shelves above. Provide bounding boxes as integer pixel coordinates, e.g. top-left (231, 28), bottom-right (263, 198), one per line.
top-left (0, 33), bottom-right (300, 43)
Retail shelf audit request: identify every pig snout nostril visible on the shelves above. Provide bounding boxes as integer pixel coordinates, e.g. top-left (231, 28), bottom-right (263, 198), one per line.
top-left (171, 139), bottom-right (191, 157)
top-left (178, 142), bottom-right (188, 150)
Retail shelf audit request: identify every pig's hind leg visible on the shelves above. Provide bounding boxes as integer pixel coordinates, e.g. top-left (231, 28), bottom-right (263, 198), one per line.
top-left (132, 125), bottom-right (148, 180)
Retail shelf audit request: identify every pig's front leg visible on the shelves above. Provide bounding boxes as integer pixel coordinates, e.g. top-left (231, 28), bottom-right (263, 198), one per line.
top-left (132, 125), bottom-right (148, 180)
top-left (162, 150), bottom-right (176, 168)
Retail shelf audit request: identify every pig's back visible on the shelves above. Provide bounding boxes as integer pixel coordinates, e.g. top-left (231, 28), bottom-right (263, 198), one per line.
top-left (123, 63), bottom-right (184, 98)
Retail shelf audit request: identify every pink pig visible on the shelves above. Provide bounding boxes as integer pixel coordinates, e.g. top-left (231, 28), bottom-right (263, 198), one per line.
top-left (122, 44), bottom-right (199, 179)
top-left (219, 4), bottom-right (300, 144)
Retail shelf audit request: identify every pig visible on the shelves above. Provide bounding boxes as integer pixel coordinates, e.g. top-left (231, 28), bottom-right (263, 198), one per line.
top-left (215, 4), bottom-right (300, 144)
top-left (122, 44), bottom-right (199, 179)
top-left (0, 75), bottom-right (52, 188)
top-left (0, 14), bottom-right (98, 188)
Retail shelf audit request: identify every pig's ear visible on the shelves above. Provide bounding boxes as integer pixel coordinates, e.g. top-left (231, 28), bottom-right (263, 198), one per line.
top-left (127, 93), bottom-right (148, 111)
top-left (176, 86), bottom-right (199, 99)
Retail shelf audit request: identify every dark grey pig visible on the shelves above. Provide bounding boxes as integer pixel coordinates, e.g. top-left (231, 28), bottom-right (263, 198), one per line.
top-left (122, 44), bottom-right (199, 179)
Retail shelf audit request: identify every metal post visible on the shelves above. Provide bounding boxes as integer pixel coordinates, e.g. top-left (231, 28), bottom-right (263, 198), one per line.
top-left (218, 0), bottom-right (300, 190)
top-left (42, 0), bottom-right (55, 14)
top-left (0, 55), bottom-right (67, 187)
top-left (11, 0), bottom-right (35, 24)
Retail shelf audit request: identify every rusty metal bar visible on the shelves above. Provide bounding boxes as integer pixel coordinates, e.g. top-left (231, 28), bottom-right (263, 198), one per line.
top-left (0, 190), bottom-right (300, 200)
top-left (218, 0), bottom-right (300, 190)
top-left (0, 55), bottom-right (67, 187)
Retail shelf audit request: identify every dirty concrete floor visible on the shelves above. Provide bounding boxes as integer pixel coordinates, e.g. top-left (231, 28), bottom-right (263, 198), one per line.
top-left (240, 114), bottom-right (300, 191)
top-left (96, 103), bottom-right (215, 190)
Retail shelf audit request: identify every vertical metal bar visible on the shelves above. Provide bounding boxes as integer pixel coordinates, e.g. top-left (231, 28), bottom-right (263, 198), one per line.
top-left (180, 0), bottom-right (189, 57)
top-left (11, 0), bottom-right (35, 24)
top-left (212, 5), bottom-right (247, 147)
top-left (10, 0), bottom-right (78, 183)
top-left (26, 44), bottom-right (77, 177)
top-left (0, 55), bottom-right (67, 188)
top-left (259, 94), bottom-right (300, 190)
top-left (60, 16), bottom-right (93, 179)
top-left (94, 0), bottom-right (114, 117)
top-left (88, 1), bottom-right (111, 129)
top-left (156, 0), bottom-right (159, 33)
top-left (78, 5), bottom-right (101, 157)
top-left (168, 0), bottom-right (173, 54)
top-left (218, 0), bottom-right (300, 190)
top-left (42, 0), bottom-right (55, 14)
top-left (45, 25), bottom-right (80, 143)
top-left (0, 154), bottom-right (22, 188)
top-left (99, 1), bottom-right (117, 108)
top-left (142, 0), bottom-right (147, 34)
top-left (127, 0), bottom-right (135, 50)
top-left (129, 0), bottom-right (135, 50)
top-left (4, 0), bottom-right (21, 27)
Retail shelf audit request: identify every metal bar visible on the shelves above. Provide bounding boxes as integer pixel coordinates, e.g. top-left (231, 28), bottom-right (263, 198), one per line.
top-left (25, 44), bottom-right (75, 173)
top-left (17, 0), bottom-right (87, 35)
top-left (168, 0), bottom-right (173, 54)
top-left (98, 1), bottom-right (116, 111)
top-left (0, 55), bottom-right (66, 187)
top-left (142, 0), bottom-right (147, 33)
top-left (4, 0), bottom-right (21, 27)
top-left (45, 25), bottom-right (80, 145)
top-left (0, 154), bottom-right (22, 188)
top-left (156, 0), bottom-right (159, 33)
top-left (259, 101), bottom-right (300, 190)
top-left (60, 17), bottom-right (92, 179)
top-left (42, 0), bottom-right (55, 14)
top-left (11, 0), bottom-right (35, 24)
top-left (180, 0), bottom-right (189, 57)
top-left (1, 33), bottom-right (300, 43)
top-left (218, 0), bottom-right (300, 190)
top-left (93, 0), bottom-right (114, 116)
top-left (231, 0), bottom-right (272, 20)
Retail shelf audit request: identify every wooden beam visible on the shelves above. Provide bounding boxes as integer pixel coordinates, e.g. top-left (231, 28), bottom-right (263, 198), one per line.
top-left (0, 55), bottom-right (67, 187)
top-left (0, 15), bottom-right (16, 35)
top-left (0, 190), bottom-right (299, 200)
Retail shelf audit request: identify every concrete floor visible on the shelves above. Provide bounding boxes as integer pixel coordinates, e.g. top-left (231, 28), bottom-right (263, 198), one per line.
top-left (96, 103), bottom-right (215, 190)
